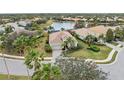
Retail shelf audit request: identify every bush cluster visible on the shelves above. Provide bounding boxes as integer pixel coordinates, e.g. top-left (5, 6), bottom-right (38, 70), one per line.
top-left (88, 45), bottom-right (100, 52)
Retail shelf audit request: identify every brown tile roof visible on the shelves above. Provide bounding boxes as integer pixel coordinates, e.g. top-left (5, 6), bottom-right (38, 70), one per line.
top-left (73, 25), bottom-right (116, 37)
top-left (73, 28), bottom-right (94, 36)
top-left (49, 31), bottom-right (74, 44)
top-left (89, 25), bottom-right (108, 36)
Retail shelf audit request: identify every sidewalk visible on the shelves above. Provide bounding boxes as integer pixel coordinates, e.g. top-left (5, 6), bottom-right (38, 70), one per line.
top-left (0, 53), bottom-right (53, 61)
top-left (0, 53), bottom-right (24, 60)
top-left (94, 44), bottom-right (122, 63)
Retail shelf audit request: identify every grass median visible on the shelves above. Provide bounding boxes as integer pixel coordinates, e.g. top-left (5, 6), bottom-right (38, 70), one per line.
top-left (0, 74), bottom-right (28, 80)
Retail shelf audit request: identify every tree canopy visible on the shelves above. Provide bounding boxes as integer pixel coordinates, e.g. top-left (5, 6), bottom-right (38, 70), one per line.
top-left (55, 58), bottom-right (107, 80)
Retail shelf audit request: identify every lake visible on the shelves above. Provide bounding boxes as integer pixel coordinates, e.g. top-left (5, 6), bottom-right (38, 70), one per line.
top-left (51, 21), bottom-right (75, 31)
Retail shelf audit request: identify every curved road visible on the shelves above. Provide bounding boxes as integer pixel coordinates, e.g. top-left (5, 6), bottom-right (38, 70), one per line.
top-left (99, 42), bottom-right (124, 80)
top-left (0, 42), bottom-right (124, 79)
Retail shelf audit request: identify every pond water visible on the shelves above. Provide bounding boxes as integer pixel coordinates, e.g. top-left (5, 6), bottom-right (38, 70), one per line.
top-left (51, 21), bottom-right (75, 31)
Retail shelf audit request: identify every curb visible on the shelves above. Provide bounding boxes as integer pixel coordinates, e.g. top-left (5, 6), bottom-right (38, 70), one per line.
top-left (0, 53), bottom-right (24, 60)
top-left (0, 53), bottom-right (53, 61)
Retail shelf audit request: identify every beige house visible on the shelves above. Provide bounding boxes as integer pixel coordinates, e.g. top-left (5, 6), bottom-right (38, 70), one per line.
top-left (72, 25), bottom-right (118, 39)
top-left (49, 31), bottom-right (78, 50)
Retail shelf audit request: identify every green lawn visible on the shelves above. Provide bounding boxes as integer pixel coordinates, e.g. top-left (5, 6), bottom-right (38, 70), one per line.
top-left (65, 39), bottom-right (112, 60)
top-left (96, 51), bottom-right (118, 64)
top-left (0, 74), bottom-right (28, 80)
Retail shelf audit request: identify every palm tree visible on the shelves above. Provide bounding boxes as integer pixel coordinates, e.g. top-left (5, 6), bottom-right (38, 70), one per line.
top-left (13, 35), bottom-right (32, 79)
top-left (48, 26), bottom-right (54, 33)
top-left (61, 40), bottom-right (68, 50)
top-left (5, 25), bottom-right (14, 34)
top-left (32, 63), bottom-right (61, 80)
top-left (25, 49), bottom-right (44, 79)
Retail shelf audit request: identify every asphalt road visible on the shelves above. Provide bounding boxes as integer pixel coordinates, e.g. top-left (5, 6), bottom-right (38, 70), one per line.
top-left (0, 42), bottom-right (124, 79)
top-left (0, 57), bottom-right (33, 76)
top-left (99, 45), bottom-right (124, 80)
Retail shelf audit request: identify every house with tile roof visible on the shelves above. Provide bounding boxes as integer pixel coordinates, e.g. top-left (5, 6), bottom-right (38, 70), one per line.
top-left (49, 31), bottom-right (78, 50)
top-left (72, 25), bottom-right (118, 39)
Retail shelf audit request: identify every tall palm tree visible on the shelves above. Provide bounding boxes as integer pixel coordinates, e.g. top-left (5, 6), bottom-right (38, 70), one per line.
top-left (5, 25), bottom-right (14, 34)
top-left (61, 40), bottom-right (68, 50)
top-left (24, 49), bottom-right (44, 79)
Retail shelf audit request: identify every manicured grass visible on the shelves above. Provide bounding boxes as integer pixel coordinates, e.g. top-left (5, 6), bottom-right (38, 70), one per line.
top-left (110, 41), bottom-right (119, 46)
top-left (0, 74), bottom-right (28, 80)
top-left (96, 51), bottom-right (118, 64)
top-left (65, 39), bottom-right (112, 60)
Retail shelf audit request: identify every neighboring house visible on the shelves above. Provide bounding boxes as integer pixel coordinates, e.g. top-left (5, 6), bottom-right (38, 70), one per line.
top-left (17, 19), bottom-right (31, 27)
top-left (8, 29), bottom-right (37, 40)
top-left (62, 17), bottom-right (81, 22)
top-left (72, 25), bottom-right (119, 43)
top-left (32, 17), bottom-right (42, 21)
top-left (49, 31), bottom-right (78, 50)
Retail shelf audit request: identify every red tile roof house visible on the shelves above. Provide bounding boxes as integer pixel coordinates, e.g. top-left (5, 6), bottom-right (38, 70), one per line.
top-left (49, 31), bottom-right (78, 50)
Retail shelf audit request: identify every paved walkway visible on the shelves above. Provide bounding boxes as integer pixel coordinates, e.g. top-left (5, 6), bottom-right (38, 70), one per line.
top-left (0, 53), bottom-right (24, 60)
top-left (94, 43), bottom-right (122, 63)
top-left (49, 43), bottom-right (62, 60)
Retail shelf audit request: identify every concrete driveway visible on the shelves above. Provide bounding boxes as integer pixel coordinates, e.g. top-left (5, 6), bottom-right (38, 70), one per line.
top-left (50, 43), bottom-right (62, 59)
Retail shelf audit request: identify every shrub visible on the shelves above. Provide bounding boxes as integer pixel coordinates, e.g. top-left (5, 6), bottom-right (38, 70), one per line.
top-left (45, 44), bottom-right (52, 52)
top-left (88, 45), bottom-right (100, 52)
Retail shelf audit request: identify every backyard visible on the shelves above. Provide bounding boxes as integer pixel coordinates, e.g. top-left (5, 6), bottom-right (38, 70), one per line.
top-left (65, 38), bottom-right (112, 60)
